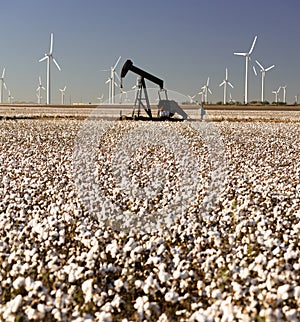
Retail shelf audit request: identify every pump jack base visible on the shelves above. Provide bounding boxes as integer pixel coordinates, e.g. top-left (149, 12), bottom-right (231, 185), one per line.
top-left (118, 115), bottom-right (184, 122)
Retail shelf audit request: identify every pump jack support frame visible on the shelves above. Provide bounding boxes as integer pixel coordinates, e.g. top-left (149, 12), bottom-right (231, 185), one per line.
top-left (132, 77), bottom-right (153, 119)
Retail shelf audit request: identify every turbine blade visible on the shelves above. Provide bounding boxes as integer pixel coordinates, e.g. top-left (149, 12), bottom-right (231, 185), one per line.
top-left (234, 52), bottom-right (247, 56)
top-left (114, 72), bottom-right (121, 81)
top-left (2, 68), bottom-right (5, 78)
top-left (3, 82), bottom-right (7, 90)
top-left (39, 55), bottom-right (48, 62)
top-left (225, 68), bottom-right (228, 80)
top-left (219, 81), bottom-right (225, 87)
top-left (52, 57), bottom-right (61, 71)
top-left (249, 35), bottom-right (257, 55)
top-left (253, 66), bottom-right (257, 76)
top-left (50, 33), bottom-right (54, 55)
top-left (113, 56), bottom-right (121, 70)
top-left (208, 88), bottom-right (212, 95)
top-left (228, 82), bottom-right (234, 88)
top-left (206, 77), bottom-right (210, 86)
top-left (255, 60), bottom-right (264, 70)
top-left (265, 65), bottom-right (275, 72)
top-left (39, 76), bottom-right (42, 85)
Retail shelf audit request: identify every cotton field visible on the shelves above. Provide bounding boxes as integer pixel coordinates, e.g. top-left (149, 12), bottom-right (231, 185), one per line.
top-left (0, 115), bottom-right (300, 321)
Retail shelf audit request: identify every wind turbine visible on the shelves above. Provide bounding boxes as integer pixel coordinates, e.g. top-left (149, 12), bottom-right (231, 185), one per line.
top-left (187, 94), bottom-right (196, 104)
top-left (105, 78), bottom-right (112, 104)
top-left (198, 90), bottom-right (204, 104)
top-left (119, 89), bottom-right (128, 104)
top-left (281, 85), bottom-right (287, 103)
top-left (101, 56), bottom-right (121, 104)
top-left (97, 94), bottom-right (104, 104)
top-left (234, 35), bottom-right (257, 104)
top-left (132, 76), bottom-right (141, 95)
top-left (272, 86), bottom-right (281, 103)
top-left (7, 90), bottom-right (13, 104)
top-left (0, 68), bottom-right (7, 103)
top-left (229, 92), bottom-right (235, 104)
top-left (36, 76), bottom-right (45, 104)
top-left (201, 77), bottom-right (212, 104)
top-left (219, 67), bottom-right (234, 104)
top-left (59, 86), bottom-right (66, 104)
top-left (111, 56), bottom-right (121, 104)
top-left (255, 60), bottom-right (275, 102)
top-left (131, 76), bottom-right (142, 102)
top-left (39, 33), bottom-right (62, 104)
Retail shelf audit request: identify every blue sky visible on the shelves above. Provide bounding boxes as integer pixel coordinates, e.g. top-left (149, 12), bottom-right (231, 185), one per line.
top-left (0, 0), bottom-right (299, 104)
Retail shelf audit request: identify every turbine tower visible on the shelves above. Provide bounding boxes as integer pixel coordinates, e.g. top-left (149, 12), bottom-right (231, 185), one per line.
top-left (219, 67), bottom-right (234, 104)
top-left (39, 33), bottom-right (62, 104)
top-left (0, 68), bottom-right (7, 104)
top-left (59, 86), bottom-right (66, 104)
top-left (36, 76), bottom-right (45, 104)
top-left (255, 60), bottom-right (275, 102)
top-left (234, 35), bottom-right (257, 104)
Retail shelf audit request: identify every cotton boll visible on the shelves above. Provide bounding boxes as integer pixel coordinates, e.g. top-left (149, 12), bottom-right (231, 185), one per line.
top-left (95, 312), bottom-right (112, 322)
top-left (158, 270), bottom-right (170, 284)
top-left (10, 294), bottom-right (22, 313)
top-left (277, 284), bottom-right (291, 301)
top-left (82, 279), bottom-right (93, 303)
top-left (165, 290), bottom-right (179, 303)
top-left (12, 276), bottom-right (25, 289)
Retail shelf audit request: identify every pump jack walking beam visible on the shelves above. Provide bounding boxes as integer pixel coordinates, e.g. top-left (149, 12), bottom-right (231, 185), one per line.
top-left (120, 60), bottom-right (164, 89)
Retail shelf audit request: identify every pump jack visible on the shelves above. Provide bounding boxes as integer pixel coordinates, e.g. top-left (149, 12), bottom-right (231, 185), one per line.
top-left (120, 59), bottom-right (187, 120)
